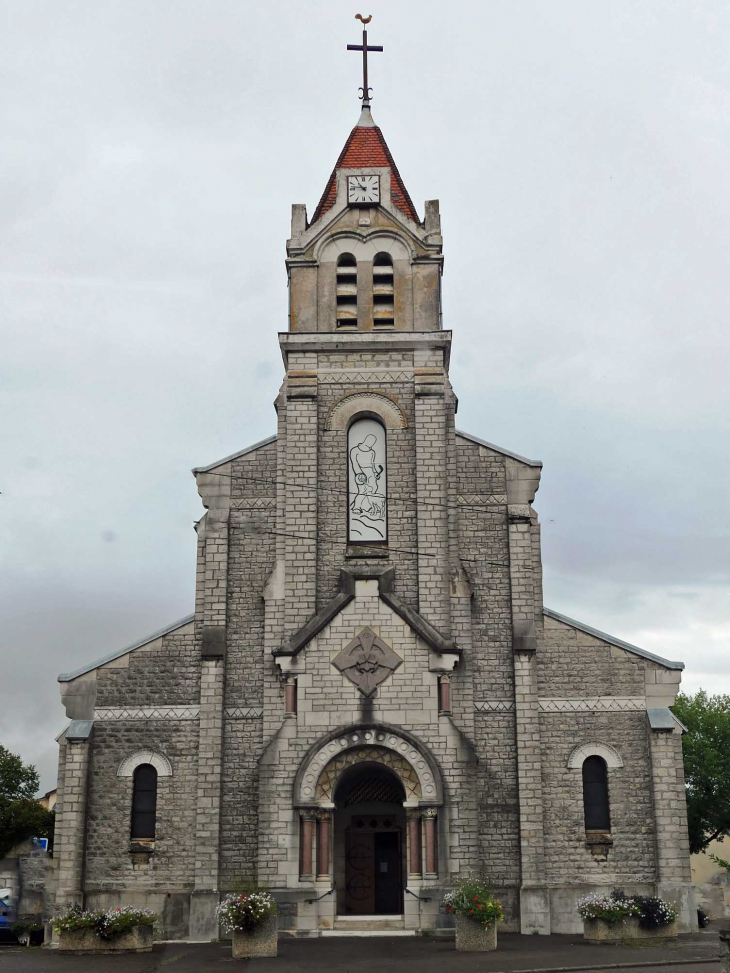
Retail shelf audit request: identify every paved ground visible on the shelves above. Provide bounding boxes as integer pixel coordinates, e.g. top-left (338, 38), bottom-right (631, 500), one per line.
top-left (0, 930), bottom-right (723, 973)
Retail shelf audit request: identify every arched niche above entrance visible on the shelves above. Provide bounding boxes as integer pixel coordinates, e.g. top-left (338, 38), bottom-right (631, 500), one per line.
top-left (294, 726), bottom-right (443, 806)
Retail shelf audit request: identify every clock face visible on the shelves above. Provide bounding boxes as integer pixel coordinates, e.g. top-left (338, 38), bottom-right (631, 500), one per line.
top-left (348, 174), bottom-right (380, 205)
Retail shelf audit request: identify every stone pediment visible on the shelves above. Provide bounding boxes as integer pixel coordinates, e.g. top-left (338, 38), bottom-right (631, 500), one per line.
top-left (272, 567), bottom-right (459, 670)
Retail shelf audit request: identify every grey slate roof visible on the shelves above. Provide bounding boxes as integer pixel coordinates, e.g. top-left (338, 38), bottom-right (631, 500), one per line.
top-left (455, 429), bottom-right (543, 468)
top-left (192, 434), bottom-right (277, 474)
top-left (648, 707), bottom-right (687, 732)
top-left (544, 607), bottom-right (684, 670)
top-left (57, 614), bottom-right (195, 683)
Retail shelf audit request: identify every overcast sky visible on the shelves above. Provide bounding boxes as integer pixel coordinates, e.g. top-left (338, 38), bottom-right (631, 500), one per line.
top-left (1, 0), bottom-right (728, 794)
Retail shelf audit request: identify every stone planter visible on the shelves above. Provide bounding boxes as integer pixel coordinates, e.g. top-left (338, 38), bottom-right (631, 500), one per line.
top-left (583, 917), bottom-right (677, 943)
top-left (583, 917), bottom-right (632, 942)
top-left (57, 925), bottom-right (153, 953)
top-left (455, 913), bottom-right (497, 952)
top-left (231, 916), bottom-right (277, 959)
top-left (626, 919), bottom-right (678, 941)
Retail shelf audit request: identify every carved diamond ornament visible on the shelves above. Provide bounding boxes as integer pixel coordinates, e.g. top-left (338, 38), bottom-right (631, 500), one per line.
top-left (332, 627), bottom-right (402, 696)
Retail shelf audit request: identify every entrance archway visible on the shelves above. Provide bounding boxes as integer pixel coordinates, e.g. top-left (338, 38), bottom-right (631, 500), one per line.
top-left (333, 763), bottom-right (405, 916)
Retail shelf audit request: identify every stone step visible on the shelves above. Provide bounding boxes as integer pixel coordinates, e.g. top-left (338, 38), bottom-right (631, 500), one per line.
top-left (332, 916), bottom-right (405, 932)
top-left (322, 930), bottom-right (416, 937)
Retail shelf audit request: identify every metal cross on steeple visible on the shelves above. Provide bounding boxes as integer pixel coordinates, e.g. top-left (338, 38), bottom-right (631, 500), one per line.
top-left (347, 14), bottom-right (383, 104)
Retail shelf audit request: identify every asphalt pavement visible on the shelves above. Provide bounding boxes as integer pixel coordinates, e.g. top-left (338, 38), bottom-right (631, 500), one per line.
top-left (0, 929), bottom-right (723, 973)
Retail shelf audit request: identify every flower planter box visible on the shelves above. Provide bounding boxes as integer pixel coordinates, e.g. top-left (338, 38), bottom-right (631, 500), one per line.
top-left (455, 914), bottom-right (497, 952)
top-left (583, 917), bottom-right (677, 943)
top-left (625, 920), bottom-right (678, 941)
top-left (232, 916), bottom-right (277, 959)
top-left (57, 926), bottom-right (153, 953)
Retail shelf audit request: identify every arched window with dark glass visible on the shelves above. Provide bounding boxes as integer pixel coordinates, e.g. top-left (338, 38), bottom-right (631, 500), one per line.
top-left (131, 763), bottom-right (157, 841)
top-left (336, 253), bottom-right (357, 328)
top-left (582, 755), bottom-right (610, 833)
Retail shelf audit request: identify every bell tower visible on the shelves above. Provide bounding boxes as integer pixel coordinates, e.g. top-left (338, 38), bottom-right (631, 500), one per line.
top-left (285, 22), bottom-right (443, 334)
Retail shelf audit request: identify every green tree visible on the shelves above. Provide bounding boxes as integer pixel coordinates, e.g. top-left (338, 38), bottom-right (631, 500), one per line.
top-left (0, 745), bottom-right (55, 858)
top-left (673, 691), bottom-right (730, 854)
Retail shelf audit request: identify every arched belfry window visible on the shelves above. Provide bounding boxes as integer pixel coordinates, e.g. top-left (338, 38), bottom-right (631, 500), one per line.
top-left (336, 254), bottom-right (357, 328)
top-left (131, 763), bottom-right (158, 841)
top-left (348, 417), bottom-right (387, 542)
top-left (373, 253), bottom-right (394, 328)
top-left (582, 756), bottom-right (610, 833)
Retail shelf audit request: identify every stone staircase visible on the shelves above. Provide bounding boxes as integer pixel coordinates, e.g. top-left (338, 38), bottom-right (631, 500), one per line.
top-left (322, 915), bottom-right (415, 937)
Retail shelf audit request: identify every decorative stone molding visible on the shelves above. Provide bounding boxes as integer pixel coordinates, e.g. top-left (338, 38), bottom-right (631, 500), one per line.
top-left (315, 746), bottom-right (422, 802)
top-left (567, 743), bottom-right (624, 770)
top-left (96, 706), bottom-right (200, 721)
top-left (295, 726), bottom-right (443, 805)
top-left (231, 498), bottom-right (276, 509)
top-left (539, 697), bottom-right (645, 713)
top-left (332, 626), bottom-right (402, 696)
top-left (225, 707), bottom-right (264, 720)
top-left (325, 391), bottom-right (407, 430)
top-left (318, 369), bottom-right (414, 385)
top-left (457, 494), bottom-right (508, 506)
top-left (474, 700), bottom-right (515, 712)
top-left (117, 750), bottom-right (173, 778)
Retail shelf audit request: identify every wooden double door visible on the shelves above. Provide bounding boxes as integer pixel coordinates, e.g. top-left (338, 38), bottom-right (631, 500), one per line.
top-left (344, 825), bottom-right (402, 915)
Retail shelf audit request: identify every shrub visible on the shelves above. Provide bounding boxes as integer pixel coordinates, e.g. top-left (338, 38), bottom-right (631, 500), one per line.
top-left (442, 878), bottom-right (504, 929)
top-left (216, 892), bottom-right (277, 934)
top-left (631, 895), bottom-right (678, 929)
top-left (52, 906), bottom-right (157, 939)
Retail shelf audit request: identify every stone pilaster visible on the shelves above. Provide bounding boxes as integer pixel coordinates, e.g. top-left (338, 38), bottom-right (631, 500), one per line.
top-left (414, 347), bottom-right (450, 635)
top-left (190, 657), bottom-right (225, 941)
top-left (650, 726), bottom-right (697, 932)
top-left (54, 723), bottom-right (93, 911)
top-left (284, 352), bottom-right (318, 630)
top-left (513, 645), bottom-right (550, 934)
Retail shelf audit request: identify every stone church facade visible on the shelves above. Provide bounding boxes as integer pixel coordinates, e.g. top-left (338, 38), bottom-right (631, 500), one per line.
top-left (53, 101), bottom-right (696, 940)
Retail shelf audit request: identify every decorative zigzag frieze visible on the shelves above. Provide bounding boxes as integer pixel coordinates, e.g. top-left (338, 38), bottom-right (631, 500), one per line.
top-left (474, 700), bottom-right (515, 712)
top-left (538, 697), bottom-right (646, 713)
top-left (95, 706), bottom-right (200, 721)
top-left (224, 707), bottom-right (264, 720)
top-left (317, 370), bottom-right (413, 384)
top-left (231, 498), bottom-right (276, 509)
top-left (475, 697), bottom-right (646, 714)
top-left (457, 494), bottom-right (508, 506)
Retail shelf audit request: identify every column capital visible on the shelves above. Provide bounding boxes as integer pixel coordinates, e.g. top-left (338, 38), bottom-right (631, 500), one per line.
top-left (422, 806), bottom-right (439, 818)
top-left (406, 808), bottom-right (422, 822)
top-left (315, 809), bottom-right (332, 822)
top-left (299, 809), bottom-right (318, 822)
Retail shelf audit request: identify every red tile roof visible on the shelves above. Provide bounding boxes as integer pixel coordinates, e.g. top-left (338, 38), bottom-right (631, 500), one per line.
top-left (310, 123), bottom-right (420, 226)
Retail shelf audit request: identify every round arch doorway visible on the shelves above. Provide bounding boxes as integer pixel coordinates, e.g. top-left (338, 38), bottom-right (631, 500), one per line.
top-left (333, 763), bottom-right (406, 916)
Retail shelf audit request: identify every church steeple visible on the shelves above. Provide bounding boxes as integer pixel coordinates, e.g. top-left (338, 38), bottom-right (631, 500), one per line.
top-left (310, 108), bottom-right (420, 226)
top-left (285, 20), bottom-right (443, 333)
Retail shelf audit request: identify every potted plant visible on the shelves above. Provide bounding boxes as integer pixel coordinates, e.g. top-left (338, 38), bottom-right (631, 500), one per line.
top-left (53, 906), bottom-right (156, 953)
top-left (216, 891), bottom-right (278, 959)
top-left (577, 892), bottom-right (641, 941)
top-left (577, 890), bottom-right (678, 942)
top-left (443, 878), bottom-right (504, 951)
top-left (629, 894), bottom-right (678, 939)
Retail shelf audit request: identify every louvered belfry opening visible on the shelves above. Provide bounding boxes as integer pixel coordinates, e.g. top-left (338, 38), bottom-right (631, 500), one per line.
top-left (372, 252), bottom-right (394, 328)
top-left (336, 253), bottom-right (358, 328)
